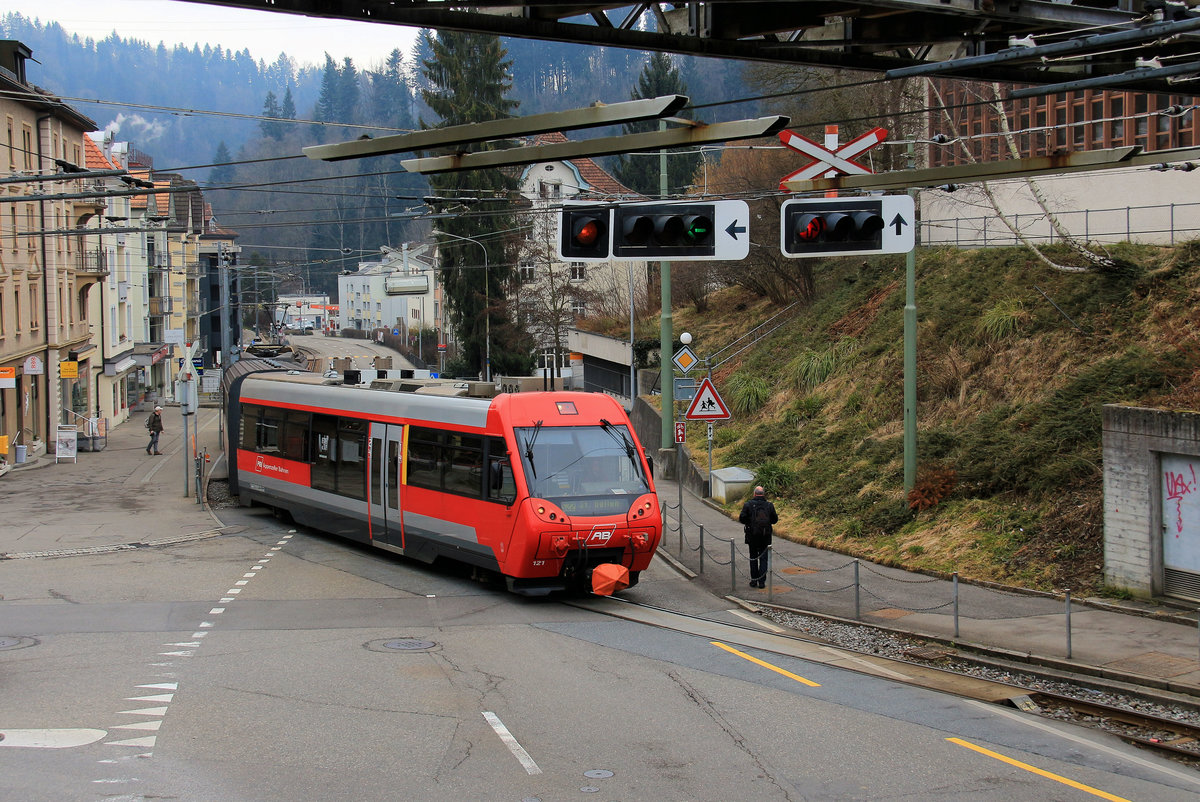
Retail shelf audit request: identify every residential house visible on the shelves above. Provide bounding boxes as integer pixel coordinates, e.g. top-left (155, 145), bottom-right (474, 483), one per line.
top-left (338, 244), bottom-right (439, 350)
top-left (516, 132), bottom-right (646, 396)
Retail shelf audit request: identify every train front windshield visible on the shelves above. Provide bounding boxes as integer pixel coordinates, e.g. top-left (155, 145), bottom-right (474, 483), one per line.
top-left (516, 422), bottom-right (650, 517)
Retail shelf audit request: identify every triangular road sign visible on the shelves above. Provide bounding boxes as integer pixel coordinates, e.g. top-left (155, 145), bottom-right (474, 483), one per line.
top-left (685, 377), bottom-right (731, 420)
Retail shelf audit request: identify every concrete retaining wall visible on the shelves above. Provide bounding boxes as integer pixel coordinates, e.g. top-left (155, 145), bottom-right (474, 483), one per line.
top-left (1103, 404), bottom-right (1200, 599)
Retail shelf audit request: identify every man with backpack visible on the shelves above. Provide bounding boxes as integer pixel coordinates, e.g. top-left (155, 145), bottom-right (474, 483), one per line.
top-left (739, 485), bottom-right (778, 588)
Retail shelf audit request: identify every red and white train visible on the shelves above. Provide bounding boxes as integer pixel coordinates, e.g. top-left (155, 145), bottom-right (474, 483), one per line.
top-left (222, 362), bottom-right (662, 595)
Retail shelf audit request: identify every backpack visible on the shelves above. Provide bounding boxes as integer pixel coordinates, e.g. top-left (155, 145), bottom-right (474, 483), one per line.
top-left (751, 502), bottom-right (771, 537)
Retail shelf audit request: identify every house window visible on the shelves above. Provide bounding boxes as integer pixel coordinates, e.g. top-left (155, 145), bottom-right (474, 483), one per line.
top-left (570, 262), bottom-right (586, 282)
top-left (21, 125), bottom-right (32, 170)
top-left (571, 299), bottom-right (586, 317)
top-left (519, 261), bottom-right (535, 282)
top-left (539, 181), bottom-right (562, 199)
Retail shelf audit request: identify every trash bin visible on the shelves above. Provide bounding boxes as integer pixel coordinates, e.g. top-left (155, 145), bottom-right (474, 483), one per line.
top-left (15, 444), bottom-right (27, 463)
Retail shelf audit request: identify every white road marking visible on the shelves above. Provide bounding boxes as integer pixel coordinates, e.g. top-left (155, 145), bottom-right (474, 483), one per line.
top-left (112, 721), bottom-right (162, 732)
top-left (209, 608), bottom-right (225, 614)
top-left (125, 694), bottom-right (173, 703)
top-left (106, 736), bottom-right (156, 748)
top-left (0, 729), bottom-right (107, 748)
top-left (482, 712), bottom-right (542, 775)
top-left (117, 707), bottom-right (167, 717)
top-left (137, 683), bottom-right (177, 690)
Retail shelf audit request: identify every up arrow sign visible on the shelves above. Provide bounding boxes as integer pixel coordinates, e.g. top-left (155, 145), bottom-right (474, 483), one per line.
top-left (890, 212), bottom-right (908, 236)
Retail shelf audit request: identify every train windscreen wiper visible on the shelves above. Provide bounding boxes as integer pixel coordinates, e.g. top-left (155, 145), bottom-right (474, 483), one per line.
top-left (522, 419), bottom-right (544, 479)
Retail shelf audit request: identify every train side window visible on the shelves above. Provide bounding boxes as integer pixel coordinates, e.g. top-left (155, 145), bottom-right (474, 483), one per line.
top-left (240, 404), bottom-right (261, 451)
top-left (311, 414), bottom-right (338, 494)
top-left (444, 434), bottom-right (483, 498)
top-left (371, 437), bottom-right (383, 505)
top-left (257, 413), bottom-right (282, 454)
top-left (281, 410), bottom-right (310, 461)
top-left (406, 426), bottom-right (442, 491)
top-left (338, 418), bottom-right (367, 501)
top-left (388, 437), bottom-right (400, 508)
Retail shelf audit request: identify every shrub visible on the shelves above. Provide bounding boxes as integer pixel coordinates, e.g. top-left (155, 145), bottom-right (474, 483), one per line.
top-left (752, 461), bottom-right (797, 498)
top-left (726, 372), bottom-right (771, 415)
top-left (978, 298), bottom-right (1030, 341)
top-left (908, 467), bottom-right (958, 511)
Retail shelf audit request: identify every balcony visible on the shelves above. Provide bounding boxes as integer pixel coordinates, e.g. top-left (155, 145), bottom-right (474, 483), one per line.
top-left (148, 296), bottom-right (173, 317)
top-left (75, 249), bottom-right (110, 279)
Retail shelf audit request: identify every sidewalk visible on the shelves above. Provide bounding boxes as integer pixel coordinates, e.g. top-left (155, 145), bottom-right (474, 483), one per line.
top-left (653, 476), bottom-right (1200, 699)
top-left (0, 406), bottom-right (227, 557)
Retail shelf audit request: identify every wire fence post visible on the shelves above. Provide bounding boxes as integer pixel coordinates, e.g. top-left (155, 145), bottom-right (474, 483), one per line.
top-left (767, 544), bottom-right (773, 602)
top-left (698, 524), bottom-right (705, 575)
top-left (953, 572), bottom-right (960, 639)
top-left (1065, 589), bottom-right (1073, 660)
top-left (677, 448), bottom-right (684, 551)
top-left (854, 559), bottom-right (861, 620)
top-left (730, 539), bottom-right (736, 594)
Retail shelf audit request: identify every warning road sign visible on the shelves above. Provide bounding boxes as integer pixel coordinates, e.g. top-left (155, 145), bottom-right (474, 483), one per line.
top-left (685, 377), bottom-right (731, 420)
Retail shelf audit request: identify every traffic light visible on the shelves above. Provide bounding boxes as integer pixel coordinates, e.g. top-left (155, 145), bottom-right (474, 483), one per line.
top-left (780, 196), bottom-right (915, 258)
top-left (558, 205), bottom-right (610, 261)
top-left (613, 203), bottom-right (716, 259)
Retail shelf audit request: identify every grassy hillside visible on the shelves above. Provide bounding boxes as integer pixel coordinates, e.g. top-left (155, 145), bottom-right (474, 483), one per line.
top-left (655, 241), bottom-right (1200, 595)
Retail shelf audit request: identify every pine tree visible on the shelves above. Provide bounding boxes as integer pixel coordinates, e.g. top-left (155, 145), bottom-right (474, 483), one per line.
top-left (260, 90), bottom-right (284, 139)
top-left (314, 54), bottom-right (339, 122)
top-left (613, 52), bottom-right (702, 197)
top-left (419, 30), bottom-right (532, 378)
top-left (280, 86), bottom-right (297, 121)
top-left (209, 141), bottom-right (235, 187)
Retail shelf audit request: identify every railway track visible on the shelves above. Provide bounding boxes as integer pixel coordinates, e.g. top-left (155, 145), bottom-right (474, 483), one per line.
top-left (571, 595), bottom-right (1200, 766)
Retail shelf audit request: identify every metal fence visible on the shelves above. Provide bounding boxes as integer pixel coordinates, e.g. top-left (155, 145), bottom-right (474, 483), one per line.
top-left (658, 498), bottom-right (1123, 661)
top-left (921, 200), bottom-right (1200, 248)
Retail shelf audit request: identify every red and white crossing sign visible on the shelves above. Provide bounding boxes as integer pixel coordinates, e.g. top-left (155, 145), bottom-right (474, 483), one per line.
top-left (674, 421), bottom-right (686, 443)
top-left (685, 377), bottom-right (731, 420)
top-left (778, 126), bottom-right (888, 190)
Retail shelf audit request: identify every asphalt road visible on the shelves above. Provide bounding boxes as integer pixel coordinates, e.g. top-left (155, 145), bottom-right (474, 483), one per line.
top-left (2, 499), bottom-right (1197, 800)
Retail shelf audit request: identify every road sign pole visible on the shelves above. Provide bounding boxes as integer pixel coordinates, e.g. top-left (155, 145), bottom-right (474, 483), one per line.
top-left (903, 143), bottom-right (918, 494)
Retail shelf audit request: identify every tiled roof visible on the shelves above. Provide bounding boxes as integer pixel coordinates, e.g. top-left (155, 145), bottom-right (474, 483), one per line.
top-left (83, 135), bottom-right (113, 170)
top-left (529, 131), bottom-right (641, 199)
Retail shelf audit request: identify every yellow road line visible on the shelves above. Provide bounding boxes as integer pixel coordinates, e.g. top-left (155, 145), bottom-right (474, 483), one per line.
top-left (946, 737), bottom-right (1131, 802)
top-left (711, 641), bottom-right (821, 687)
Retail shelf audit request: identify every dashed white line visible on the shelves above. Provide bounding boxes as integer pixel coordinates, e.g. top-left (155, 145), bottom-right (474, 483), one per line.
top-left (482, 712), bottom-right (542, 775)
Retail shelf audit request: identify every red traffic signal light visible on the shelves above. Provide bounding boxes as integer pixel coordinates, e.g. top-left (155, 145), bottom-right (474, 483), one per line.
top-left (558, 205), bottom-right (610, 260)
top-left (781, 197), bottom-right (914, 258)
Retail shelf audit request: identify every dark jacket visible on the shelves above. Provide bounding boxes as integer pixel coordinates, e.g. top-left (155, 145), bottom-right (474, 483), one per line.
top-left (739, 496), bottom-right (778, 546)
top-left (147, 412), bottom-right (164, 433)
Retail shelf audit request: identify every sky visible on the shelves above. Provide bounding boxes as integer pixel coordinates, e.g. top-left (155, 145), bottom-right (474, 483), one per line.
top-left (13, 0), bottom-right (422, 68)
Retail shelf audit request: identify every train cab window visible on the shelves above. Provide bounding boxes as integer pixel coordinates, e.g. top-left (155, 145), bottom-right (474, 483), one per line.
top-left (486, 436), bottom-right (516, 504)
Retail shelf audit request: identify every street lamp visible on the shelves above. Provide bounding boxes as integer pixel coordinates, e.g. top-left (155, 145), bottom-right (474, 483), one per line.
top-left (436, 230), bottom-right (490, 381)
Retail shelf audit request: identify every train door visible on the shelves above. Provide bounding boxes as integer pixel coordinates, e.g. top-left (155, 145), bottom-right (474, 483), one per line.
top-left (369, 422), bottom-right (406, 550)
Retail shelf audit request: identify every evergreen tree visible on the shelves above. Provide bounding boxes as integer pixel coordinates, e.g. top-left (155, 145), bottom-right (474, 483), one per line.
top-left (260, 90), bottom-right (284, 139)
top-left (336, 56), bottom-right (360, 121)
top-left (613, 52), bottom-right (702, 197)
top-left (209, 141), bottom-right (235, 186)
top-left (420, 30), bottom-right (531, 378)
top-left (280, 86), bottom-right (297, 120)
top-left (314, 54), bottom-right (339, 122)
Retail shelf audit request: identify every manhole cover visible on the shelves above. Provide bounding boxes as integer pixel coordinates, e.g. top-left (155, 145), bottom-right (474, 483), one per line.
top-left (0, 636), bottom-right (36, 651)
top-left (584, 770), bottom-right (614, 779)
top-left (365, 637), bottom-right (438, 653)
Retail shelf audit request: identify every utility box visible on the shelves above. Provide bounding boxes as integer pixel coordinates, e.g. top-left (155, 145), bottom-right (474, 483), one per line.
top-left (710, 466), bottom-right (756, 504)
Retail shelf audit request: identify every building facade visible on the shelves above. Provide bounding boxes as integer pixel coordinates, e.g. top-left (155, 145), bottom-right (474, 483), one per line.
top-left (0, 41), bottom-right (103, 461)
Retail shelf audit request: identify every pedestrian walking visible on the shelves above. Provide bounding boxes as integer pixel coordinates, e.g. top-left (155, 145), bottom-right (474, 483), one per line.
top-left (146, 405), bottom-right (164, 455)
top-left (739, 485), bottom-right (778, 588)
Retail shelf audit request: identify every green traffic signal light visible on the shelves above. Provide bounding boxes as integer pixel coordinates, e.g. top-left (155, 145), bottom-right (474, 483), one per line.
top-left (612, 204), bottom-right (717, 258)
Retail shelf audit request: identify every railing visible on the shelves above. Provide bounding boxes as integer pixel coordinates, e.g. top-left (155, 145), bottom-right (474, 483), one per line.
top-left (148, 296), bottom-right (173, 316)
top-left (75, 249), bottom-right (110, 277)
top-left (921, 200), bottom-right (1200, 248)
